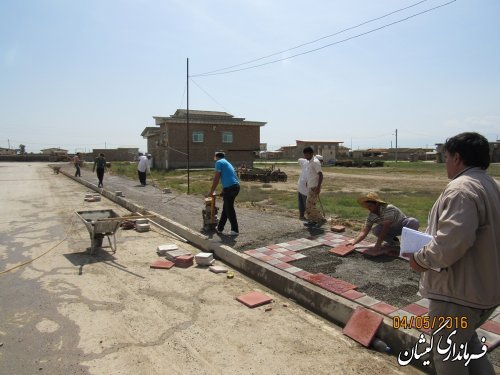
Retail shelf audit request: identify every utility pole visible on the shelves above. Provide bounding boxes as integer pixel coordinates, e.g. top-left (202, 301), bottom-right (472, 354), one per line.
top-left (395, 129), bottom-right (398, 163)
top-left (186, 58), bottom-right (190, 195)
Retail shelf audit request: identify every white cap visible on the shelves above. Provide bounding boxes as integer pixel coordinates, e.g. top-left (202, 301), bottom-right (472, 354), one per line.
top-left (315, 155), bottom-right (323, 161)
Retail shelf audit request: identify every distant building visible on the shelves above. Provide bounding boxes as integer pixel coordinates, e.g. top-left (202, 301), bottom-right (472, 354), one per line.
top-left (0, 147), bottom-right (16, 156)
top-left (90, 147), bottom-right (139, 162)
top-left (141, 109), bottom-right (266, 170)
top-left (352, 147), bottom-right (433, 161)
top-left (40, 147), bottom-right (68, 156)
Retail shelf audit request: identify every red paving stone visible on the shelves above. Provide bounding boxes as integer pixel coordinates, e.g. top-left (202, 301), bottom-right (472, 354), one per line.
top-left (329, 244), bottom-right (356, 257)
top-left (279, 255), bottom-right (296, 263)
top-left (343, 307), bottom-right (383, 347)
top-left (295, 270), bottom-right (313, 279)
top-left (341, 289), bottom-right (366, 300)
top-left (259, 255), bottom-right (274, 262)
top-left (303, 273), bottom-right (357, 295)
top-left (236, 291), bottom-right (273, 308)
top-left (481, 320), bottom-right (500, 335)
top-left (150, 260), bottom-right (175, 269)
top-left (402, 303), bottom-right (428, 316)
top-left (371, 301), bottom-right (398, 315)
top-left (274, 262), bottom-right (293, 270)
top-left (266, 244), bottom-right (282, 250)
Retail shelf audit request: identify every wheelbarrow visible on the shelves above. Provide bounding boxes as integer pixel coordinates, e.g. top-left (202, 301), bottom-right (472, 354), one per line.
top-left (76, 209), bottom-right (122, 254)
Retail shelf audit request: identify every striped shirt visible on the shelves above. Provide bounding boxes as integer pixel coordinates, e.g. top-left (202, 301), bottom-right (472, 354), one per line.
top-left (365, 204), bottom-right (406, 228)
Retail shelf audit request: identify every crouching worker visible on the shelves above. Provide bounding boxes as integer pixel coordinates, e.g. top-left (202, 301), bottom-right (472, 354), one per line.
top-left (348, 192), bottom-right (419, 250)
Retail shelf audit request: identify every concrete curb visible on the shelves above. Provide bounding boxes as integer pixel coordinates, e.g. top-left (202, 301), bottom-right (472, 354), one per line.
top-left (62, 169), bottom-right (428, 372)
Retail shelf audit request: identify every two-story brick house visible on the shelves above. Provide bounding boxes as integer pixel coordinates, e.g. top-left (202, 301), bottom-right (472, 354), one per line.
top-left (141, 109), bottom-right (266, 170)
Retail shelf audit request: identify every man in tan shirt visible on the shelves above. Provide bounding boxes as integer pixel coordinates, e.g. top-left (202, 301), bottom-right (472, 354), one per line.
top-left (409, 132), bottom-right (500, 374)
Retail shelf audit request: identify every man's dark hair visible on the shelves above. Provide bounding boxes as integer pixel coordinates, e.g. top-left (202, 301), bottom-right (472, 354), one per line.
top-left (215, 152), bottom-right (225, 159)
top-left (303, 146), bottom-right (314, 154)
top-left (444, 132), bottom-right (490, 169)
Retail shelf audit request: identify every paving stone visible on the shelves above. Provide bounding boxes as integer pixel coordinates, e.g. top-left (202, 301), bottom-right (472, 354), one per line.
top-left (414, 298), bottom-right (430, 308)
top-left (236, 291), bottom-right (273, 308)
top-left (274, 262), bottom-right (293, 270)
top-left (329, 244), bottom-right (356, 257)
top-left (476, 328), bottom-right (500, 352)
top-left (270, 252), bottom-right (285, 259)
top-left (341, 289), bottom-right (366, 300)
top-left (303, 273), bottom-right (357, 295)
top-left (272, 247), bottom-right (289, 253)
top-left (266, 258), bottom-right (282, 265)
top-left (279, 255), bottom-right (296, 263)
top-left (371, 302), bottom-right (398, 315)
top-left (254, 247), bottom-right (269, 253)
top-left (295, 270), bottom-right (313, 279)
top-left (343, 307), bottom-right (383, 347)
top-left (284, 266), bottom-right (303, 274)
top-left (165, 248), bottom-right (192, 261)
top-left (480, 320), bottom-right (500, 335)
top-left (209, 265), bottom-right (228, 273)
top-left (402, 303), bottom-right (428, 316)
top-left (266, 244), bottom-right (282, 250)
top-left (150, 260), bottom-right (175, 269)
top-left (263, 249), bottom-right (278, 256)
top-left (289, 253), bottom-right (307, 260)
top-left (356, 295), bottom-right (380, 307)
top-left (259, 255), bottom-right (274, 262)
top-left (280, 250), bottom-right (296, 256)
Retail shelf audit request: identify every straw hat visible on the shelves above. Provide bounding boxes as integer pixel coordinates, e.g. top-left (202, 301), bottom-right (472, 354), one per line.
top-left (357, 192), bottom-right (387, 208)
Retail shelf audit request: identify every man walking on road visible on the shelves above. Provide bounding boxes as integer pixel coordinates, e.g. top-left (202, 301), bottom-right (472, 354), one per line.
top-left (208, 151), bottom-right (240, 236)
top-left (137, 153), bottom-right (149, 186)
top-left (92, 153), bottom-right (106, 188)
top-left (408, 132), bottom-right (500, 374)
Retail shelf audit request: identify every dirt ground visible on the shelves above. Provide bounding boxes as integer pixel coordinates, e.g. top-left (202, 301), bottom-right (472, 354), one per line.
top-left (0, 162), bottom-right (428, 375)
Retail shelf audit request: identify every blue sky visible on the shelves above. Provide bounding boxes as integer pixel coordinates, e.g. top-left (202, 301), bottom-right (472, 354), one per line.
top-left (1, 0), bottom-right (499, 153)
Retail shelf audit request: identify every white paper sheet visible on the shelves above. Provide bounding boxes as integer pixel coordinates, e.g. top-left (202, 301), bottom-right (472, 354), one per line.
top-left (401, 227), bottom-right (433, 254)
top-left (400, 227), bottom-right (440, 272)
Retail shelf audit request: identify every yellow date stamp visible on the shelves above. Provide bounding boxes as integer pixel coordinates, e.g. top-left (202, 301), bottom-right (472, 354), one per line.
top-left (392, 315), bottom-right (468, 330)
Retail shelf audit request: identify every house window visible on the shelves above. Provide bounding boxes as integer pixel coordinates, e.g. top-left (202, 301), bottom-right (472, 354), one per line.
top-left (222, 131), bottom-right (233, 143)
top-left (192, 131), bottom-right (204, 143)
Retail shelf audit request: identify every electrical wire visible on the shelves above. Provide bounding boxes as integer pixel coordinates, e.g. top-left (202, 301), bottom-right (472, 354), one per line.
top-left (190, 78), bottom-right (230, 113)
top-left (192, 0), bottom-right (456, 77)
top-left (194, 0), bottom-right (430, 76)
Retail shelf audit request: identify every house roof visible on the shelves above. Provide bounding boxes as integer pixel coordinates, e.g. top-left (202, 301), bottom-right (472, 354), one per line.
top-left (296, 140), bottom-right (344, 144)
top-left (40, 148), bottom-right (68, 152)
top-left (141, 127), bottom-right (160, 137)
top-left (152, 109), bottom-right (266, 127)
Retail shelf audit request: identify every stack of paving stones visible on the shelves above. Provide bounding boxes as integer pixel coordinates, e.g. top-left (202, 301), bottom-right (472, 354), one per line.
top-left (157, 246), bottom-right (194, 268)
top-left (243, 232), bottom-right (500, 351)
top-left (173, 255), bottom-right (194, 268)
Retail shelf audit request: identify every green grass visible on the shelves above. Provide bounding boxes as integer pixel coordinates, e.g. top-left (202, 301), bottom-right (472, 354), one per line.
top-left (107, 161), bottom-right (499, 228)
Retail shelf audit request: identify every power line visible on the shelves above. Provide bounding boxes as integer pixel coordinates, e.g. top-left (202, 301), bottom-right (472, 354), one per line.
top-left (192, 0), bottom-right (456, 77)
top-left (190, 78), bottom-right (230, 113)
top-left (194, 0), bottom-right (430, 76)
